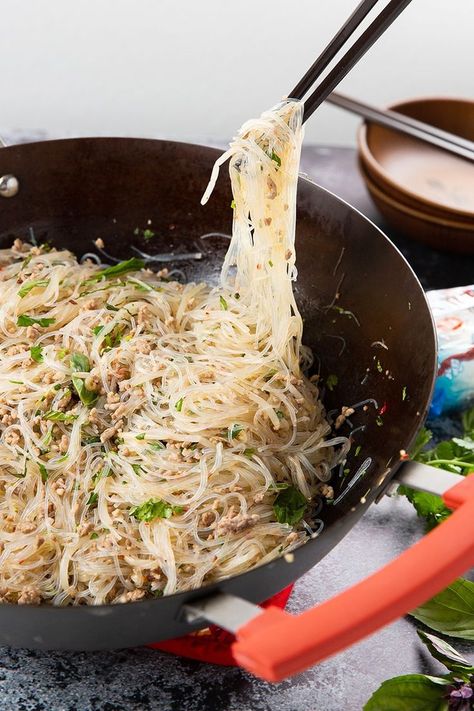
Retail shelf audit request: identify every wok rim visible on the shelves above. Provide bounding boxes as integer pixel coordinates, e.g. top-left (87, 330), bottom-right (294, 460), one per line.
top-left (0, 136), bottom-right (437, 615)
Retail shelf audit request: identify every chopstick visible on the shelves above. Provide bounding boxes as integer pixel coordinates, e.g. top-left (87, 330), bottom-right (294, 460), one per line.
top-left (290, 0), bottom-right (413, 122)
top-left (327, 92), bottom-right (474, 162)
top-left (290, 0), bottom-right (380, 101)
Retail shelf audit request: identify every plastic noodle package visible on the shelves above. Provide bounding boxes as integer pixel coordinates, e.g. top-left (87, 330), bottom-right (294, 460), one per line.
top-left (427, 284), bottom-right (474, 416)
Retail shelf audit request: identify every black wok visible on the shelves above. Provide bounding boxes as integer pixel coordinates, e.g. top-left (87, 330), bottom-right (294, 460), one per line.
top-left (0, 138), bottom-right (472, 681)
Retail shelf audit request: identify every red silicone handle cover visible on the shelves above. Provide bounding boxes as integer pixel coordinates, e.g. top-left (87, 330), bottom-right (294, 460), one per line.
top-left (232, 474), bottom-right (474, 681)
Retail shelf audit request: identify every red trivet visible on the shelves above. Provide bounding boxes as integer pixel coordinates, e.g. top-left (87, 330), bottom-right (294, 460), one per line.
top-left (148, 584), bottom-right (294, 666)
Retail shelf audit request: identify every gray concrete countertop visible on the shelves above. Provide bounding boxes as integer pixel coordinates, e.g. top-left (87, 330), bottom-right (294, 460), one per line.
top-left (0, 140), bottom-right (472, 711)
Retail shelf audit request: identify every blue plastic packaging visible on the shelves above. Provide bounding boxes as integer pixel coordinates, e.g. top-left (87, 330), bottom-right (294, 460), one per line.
top-left (427, 285), bottom-right (474, 417)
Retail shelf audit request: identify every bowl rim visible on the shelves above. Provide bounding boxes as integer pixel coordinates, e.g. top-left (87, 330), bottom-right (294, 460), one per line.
top-left (357, 95), bottom-right (474, 220)
top-left (361, 163), bottom-right (474, 232)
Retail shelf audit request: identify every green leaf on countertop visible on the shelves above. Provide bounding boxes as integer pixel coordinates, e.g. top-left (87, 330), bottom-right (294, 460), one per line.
top-left (417, 631), bottom-right (474, 676)
top-left (273, 485), bottom-right (307, 526)
top-left (397, 486), bottom-right (450, 532)
top-left (411, 579), bottom-right (474, 640)
top-left (363, 674), bottom-right (449, 711)
top-left (400, 409), bottom-right (474, 530)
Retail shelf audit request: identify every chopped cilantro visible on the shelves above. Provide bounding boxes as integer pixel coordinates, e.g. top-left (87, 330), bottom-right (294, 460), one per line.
top-left (230, 199), bottom-right (236, 209)
top-left (326, 374), bottom-right (338, 391)
top-left (92, 326), bottom-right (104, 336)
top-left (376, 359), bottom-right (383, 373)
top-left (229, 424), bottom-right (244, 438)
top-left (243, 448), bottom-right (256, 458)
top-left (130, 498), bottom-right (183, 522)
top-left (275, 410), bottom-right (285, 419)
top-left (143, 229), bottom-right (155, 241)
top-left (83, 257), bottom-right (145, 285)
top-left (219, 296), bottom-right (228, 310)
top-left (44, 411), bottom-right (78, 423)
top-left (17, 314), bottom-right (56, 328)
top-left (175, 398), bottom-right (184, 412)
top-left (70, 352), bottom-right (98, 407)
top-left (135, 433), bottom-right (145, 440)
top-left (149, 441), bottom-right (165, 451)
top-left (30, 345), bottom-right (44, 363)
top-left (355, 445), bottom-right (361, 457)
top-left (90, 532), bottom-right (99, 540)
top-left (39, 463), bottom-right (48, 483)
top-left (18, 279), bottom-right (50, 299)
top-left (270, 151), bottom-right (281, 167)
top-left (402, 385), bottom-right (407, 401)
top-left (86, 491), bottom-right (99, 507)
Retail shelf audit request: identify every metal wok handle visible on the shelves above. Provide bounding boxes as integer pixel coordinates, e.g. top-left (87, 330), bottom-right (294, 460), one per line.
top-left (0, 134), bottom-right (20, 198)
top-left (185, 466), bottom-right (474, 682)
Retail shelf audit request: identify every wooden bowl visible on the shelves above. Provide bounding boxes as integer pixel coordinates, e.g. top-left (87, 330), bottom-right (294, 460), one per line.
top-left (361, 165), bottom-right (474, 254)
top-left (358, 97), bottom-right (474, 227)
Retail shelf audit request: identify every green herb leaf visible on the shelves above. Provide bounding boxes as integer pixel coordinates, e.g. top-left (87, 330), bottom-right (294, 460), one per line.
top-left (409, 428), bottom-right (433, 459)
top-left (86, 491), bottom-right (99, 507)
top-left (130, 498), bottom-right (183, 522)
top-left (355, 445), bottom-right (361, 457)
top-left (85, 257), bottom-right (145, 284)
top-left (17, 314), bottom-right (56, 328)
top-left (411, 579), bottom-right (474, 640)
top-left (70, 352), bottom-right (97, 406)
top-left (229, 424), bottom-right (243, 438)
top-left (127, 277), bottom-right (153, 292)
top-left (243, 448), bottom-right (256, 458)
top-left (71, 353), bottom-right (90, 372)
top-left (90, 532), bottom-right (99, 540)
top-left (175, 398), bottom-right (183, 412)
top-left (270, 150), bottom-right (281, 167)
top-left (30, 345), bottom-right (44, 363)
top-left (92, 326), bottom-right (104, 336)
top-left (462, 406), bottom-right (474, 439)
top-left (105, 303), bottom-right (119, 312)
top-left (417, 631), bottom-right (474, 676)
top-left (402, 385), bottom-right (407, 401)
top-left (230, 199), bottom-right (236, 210)
top-left (39, 463), bottom-right (48, 483)
top-left (275, 410), bottom-right (285, 420)
top-left (273, 485), bottom-right (307, 526)
top-left (398, 486), bottom-right (450, 531)
top-left (18, 279), bottom-right (50, 298)
top-left (135, 433), bottom-right (145, 440)
top-left (326, 374), bottom-right (338, 391)
top-left (44, 410), bottom-right (78, 423)
top-left (363, 674), bottom-right (449, 711)
top-left (219, 295), bottom-right (228, 310)
top-left (143, 229), bottom-right (155, 241)
top-left (149, 441), bottom-right (165, 451)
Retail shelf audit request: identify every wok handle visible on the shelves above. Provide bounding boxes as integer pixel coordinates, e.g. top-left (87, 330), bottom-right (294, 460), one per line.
top-left (231, 471), bottom-right (474, 681)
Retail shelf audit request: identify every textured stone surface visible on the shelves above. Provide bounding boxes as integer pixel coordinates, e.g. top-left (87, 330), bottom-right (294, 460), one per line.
top-left (0, 143), bottom-right (472, 711)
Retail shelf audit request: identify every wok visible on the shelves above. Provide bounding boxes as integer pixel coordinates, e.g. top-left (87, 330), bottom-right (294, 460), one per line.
top-left (0, 137), bottom-right (473, 681)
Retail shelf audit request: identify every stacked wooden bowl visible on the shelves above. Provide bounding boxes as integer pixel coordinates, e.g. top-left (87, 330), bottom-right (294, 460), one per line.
top-left (357, 97), bottom-right (474, 253)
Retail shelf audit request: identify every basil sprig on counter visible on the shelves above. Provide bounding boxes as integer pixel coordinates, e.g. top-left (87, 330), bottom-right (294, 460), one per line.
top-left (399, 406), bottom-right (474, 530)
top-left (364, 629), bottom-right (474, 710)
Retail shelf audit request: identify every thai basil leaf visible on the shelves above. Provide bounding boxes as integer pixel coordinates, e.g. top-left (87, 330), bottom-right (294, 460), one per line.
top-left (273, 485), bottom-right (307, 526)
